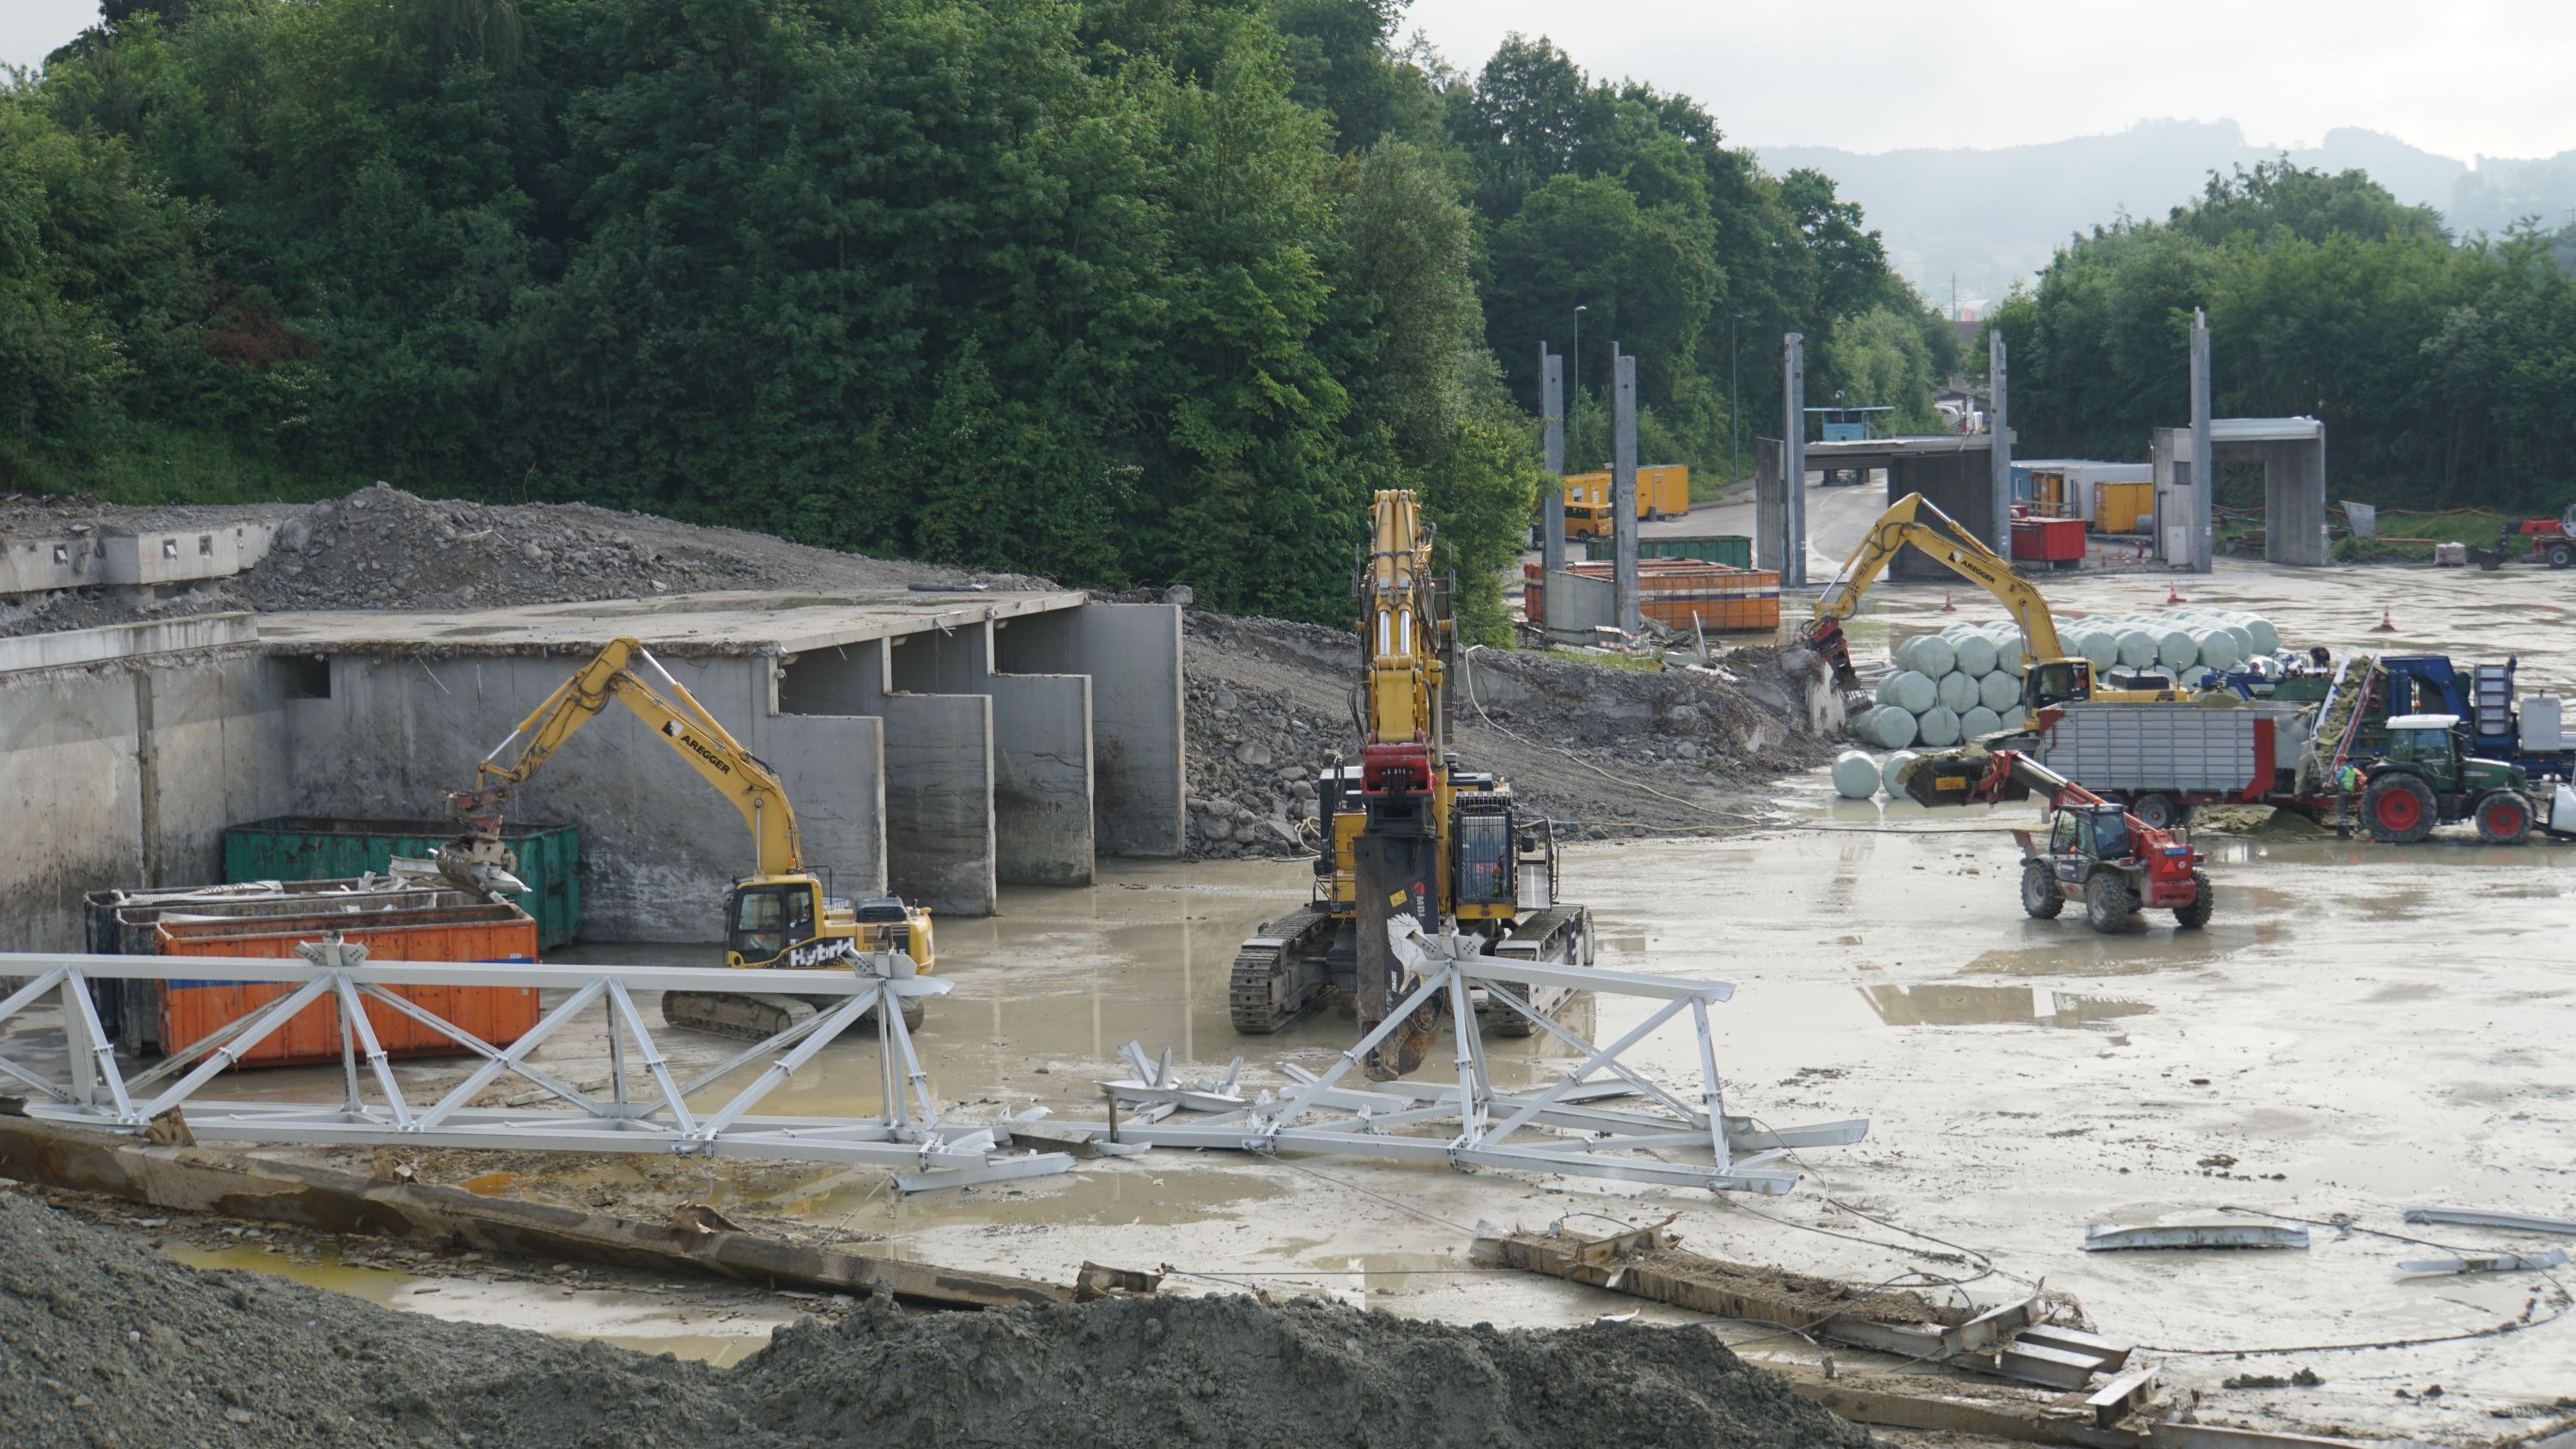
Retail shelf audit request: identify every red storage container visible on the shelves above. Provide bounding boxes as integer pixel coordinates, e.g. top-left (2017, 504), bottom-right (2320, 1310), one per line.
top-left (2010, 518), bottom-right (2086, 564)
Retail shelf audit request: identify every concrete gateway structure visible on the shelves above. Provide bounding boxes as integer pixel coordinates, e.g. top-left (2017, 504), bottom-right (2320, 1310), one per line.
top-left (0, 590), bottom-right (1182, 949)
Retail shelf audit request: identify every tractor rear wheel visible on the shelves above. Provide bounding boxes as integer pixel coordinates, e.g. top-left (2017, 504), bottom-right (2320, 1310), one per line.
top-left (2361, 773), bottom-right (2437, 844)
top-left (2172, 869), bottom-right (2215, 930)
top-left (2549, 543), bottom-right (2574, 570)
top-left (2083, 872), bottom-right (2136, 933)
top-left (2473, 791), bottom-right (2532, 845)
top-left (2020, 860), bottom-right (2066, 919)
top-left (2128, 793), bottom-right (2181, 830)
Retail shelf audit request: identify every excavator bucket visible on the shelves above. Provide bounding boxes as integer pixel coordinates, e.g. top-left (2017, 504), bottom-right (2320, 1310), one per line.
top-left (1899, 749), bottom-right (2030, 809)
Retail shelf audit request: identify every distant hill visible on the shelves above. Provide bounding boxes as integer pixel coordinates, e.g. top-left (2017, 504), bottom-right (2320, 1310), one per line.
top-left (1757, 119), bottom-right (2576, 306)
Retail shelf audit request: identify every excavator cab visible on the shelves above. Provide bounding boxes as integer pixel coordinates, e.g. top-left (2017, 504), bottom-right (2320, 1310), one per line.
top-left (2024, 658), bottom-right (2093, 712)
top-left (725, 877), bottom-right (823, 969)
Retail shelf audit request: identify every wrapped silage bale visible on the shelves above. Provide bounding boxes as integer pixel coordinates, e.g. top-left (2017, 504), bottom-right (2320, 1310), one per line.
top-left (2193, 627), bottom-right (2243, 672)
top-left (2075, 627), bottom-right (2120, 670)
top-left (1960, 705), bottom-right (2002, 739)
top-left (2116, 627), bottom-right (2160, 669)
top-left (2222, 621), bottom-right (2257, 660)
top-left (2179, 664), bottom-right (2215, 688)
top-left (1952, 631), bottom-right (1998, 678)
top-left (1905, 633), bottom-right (1957, 679)
top-left (2244, 615), bottom-right (2280, 655)
top-left (1978, 670), bottom-right (2020, 712)
top-left (1880, 749), bottom-right (1920, 797)
top-left (1866, 704), bottom-right (1918, 749)
top-left (1996, 705), bottom-right (2029, 731)
top-left (1917, 706), bottom-right (1962, 748)
top-left (1935, 670), bottom-right (1979, 713)
top-left (1832, 751), bottom-right (1883, 799)
top-left (2154, 625), bottom-right (2197, 670)
top-left (1886, 670), bottom-right (1938, 714)
top-left (1990, 631), bottom-right (2028, 678)
top-left (1873, 673), bottom-right (1901, 706)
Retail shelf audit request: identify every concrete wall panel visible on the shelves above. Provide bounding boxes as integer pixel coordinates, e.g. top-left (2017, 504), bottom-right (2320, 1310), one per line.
top-left (993, 603), bottom-right (1182, 857)
top-left (0, 670), bottom-right (142, 951)
top-left (138, 657), bottom-right (292, 888)
top-left (876, 693), bottom-right (996, 914)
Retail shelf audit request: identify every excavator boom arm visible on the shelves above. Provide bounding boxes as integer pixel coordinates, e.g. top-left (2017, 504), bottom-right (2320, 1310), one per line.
top-left (1810, 493), bottom-right (2065, 665)
top-left (465, 637), bottom-right (805, 876)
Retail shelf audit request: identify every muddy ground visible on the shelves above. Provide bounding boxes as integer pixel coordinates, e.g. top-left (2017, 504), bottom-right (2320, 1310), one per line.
top-left (0, 1186), bottom-right (1863, 1449)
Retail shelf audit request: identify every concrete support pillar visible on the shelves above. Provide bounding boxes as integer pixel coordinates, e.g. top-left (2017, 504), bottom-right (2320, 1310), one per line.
top-left (2190, 308), bottom-right (2214, 574)
top-left (1781, 334), bottom-right (1807, 588)
top-left (1753, 438), bottom-right (1785, 575)
top-left (1612, 347), bottom-right (1640, 634)
top-left (1540, 346), bottom-right (1565, 581)
top-left (991, 603), bottom-right (1183, 858)
top-left (1988, 329), bottom-right (2012, 561)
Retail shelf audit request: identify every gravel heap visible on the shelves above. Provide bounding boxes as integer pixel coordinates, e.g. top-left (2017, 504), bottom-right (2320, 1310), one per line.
top-left (0, 1189), bottom-right (1868, 1449)
top-left (0, 482), bottom-right (1037, 635)
top-left (239, 482), bottom-right (1042, 612)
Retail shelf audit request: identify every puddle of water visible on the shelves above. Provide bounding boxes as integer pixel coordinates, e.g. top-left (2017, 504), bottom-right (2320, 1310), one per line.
top-left (1860, 983), bottom-right (2154, 1030)
top-left (162, 1245), bottom-right (793, 1366)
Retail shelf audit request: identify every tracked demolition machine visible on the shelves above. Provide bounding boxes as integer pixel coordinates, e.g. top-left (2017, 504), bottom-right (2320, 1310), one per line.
top-left (1230, 491), bottom-right (1592, 1076)
top-left (439, 636), bottom-right (936, 1040)
top-left (1903, 749), bottom-right (2214, 933)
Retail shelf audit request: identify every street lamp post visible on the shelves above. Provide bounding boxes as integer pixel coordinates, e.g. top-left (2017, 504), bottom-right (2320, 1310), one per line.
top-left (1571, 304), bottom-right (1588, 470)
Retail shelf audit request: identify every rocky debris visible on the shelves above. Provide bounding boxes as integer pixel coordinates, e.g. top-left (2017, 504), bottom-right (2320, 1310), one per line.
top-left (1183, 611), bottom-right (1839, 858)
top-left (0, 1187), bottom-right (1867, 1449)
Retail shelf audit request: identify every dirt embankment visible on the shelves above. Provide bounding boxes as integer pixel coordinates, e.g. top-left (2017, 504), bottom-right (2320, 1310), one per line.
top-left (1184, 611), bottom-right (1841, 858)
top-left (0, 1187), bottom-right (1866, 1449)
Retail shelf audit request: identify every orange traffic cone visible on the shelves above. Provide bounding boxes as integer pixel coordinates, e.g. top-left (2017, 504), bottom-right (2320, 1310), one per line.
top-left (2372, 609), bottom-right (2396, 633)
top-left (1940, 591), bottom-right (1957, 613)
top-left (2165, 583), bottom-right (2188, 604)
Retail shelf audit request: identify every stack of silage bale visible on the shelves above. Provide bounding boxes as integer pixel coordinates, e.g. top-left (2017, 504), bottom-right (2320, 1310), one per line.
top-left (1852, 609), bottom-right (2283, 755)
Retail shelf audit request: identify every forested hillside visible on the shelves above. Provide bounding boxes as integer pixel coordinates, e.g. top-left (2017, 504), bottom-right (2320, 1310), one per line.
top-left (3, 0), bottom-right (1939, 634)
top-left (1992, 162), bottom-right (2576, 509)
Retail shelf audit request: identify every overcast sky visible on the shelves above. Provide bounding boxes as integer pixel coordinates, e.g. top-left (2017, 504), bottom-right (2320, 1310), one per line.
top-left (9, 0), bottom-right (2572, 163)
top-left (1408, 0), bottom-right (2574, 162)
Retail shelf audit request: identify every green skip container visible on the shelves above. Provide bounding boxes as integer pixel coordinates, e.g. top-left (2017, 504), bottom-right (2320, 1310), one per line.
top-left (1584, 534), bottom-right (1753, 568)
top-left (220, 816), bottom-right (581, 950)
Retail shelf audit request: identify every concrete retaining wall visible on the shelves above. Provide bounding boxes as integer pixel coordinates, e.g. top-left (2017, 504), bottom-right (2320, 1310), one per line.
top-left (0, 641), bottom-right (287, 952)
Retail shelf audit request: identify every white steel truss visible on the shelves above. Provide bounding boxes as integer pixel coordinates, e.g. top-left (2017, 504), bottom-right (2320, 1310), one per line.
top-left (1077, 923), bottom-right (1867, 1195)
top-left (0, 942), bottom-right (1071, 1191)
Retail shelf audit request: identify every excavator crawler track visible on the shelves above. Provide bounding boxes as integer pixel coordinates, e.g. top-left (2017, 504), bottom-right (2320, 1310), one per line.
top-left (1230, 905), bottom-right (1335, 1034)
top-left (660, 990), bottom-right (923, 1044)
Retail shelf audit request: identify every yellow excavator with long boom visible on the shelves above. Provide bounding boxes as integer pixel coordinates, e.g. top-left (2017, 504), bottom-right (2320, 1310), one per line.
top-left (1228, 490), bottom-right (1592, 1078)
top-left (436, 636), bottom-right (934, 1040)
top-left (1803, 493), bottom-right (2183, 710)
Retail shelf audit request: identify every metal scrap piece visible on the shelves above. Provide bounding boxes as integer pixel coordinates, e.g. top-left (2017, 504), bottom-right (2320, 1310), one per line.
top-left (2396, 1249), bottom-right (2567, 1276)
top-left (2083, 1223), bottom-right (2310, 1252)
top-left (2403, 1206), bottom-right (2576, 1236)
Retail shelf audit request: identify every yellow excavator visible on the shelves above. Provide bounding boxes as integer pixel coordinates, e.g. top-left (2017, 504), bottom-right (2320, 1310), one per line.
top-left (1229, 490), bottom-right (1592, 1078)
top-left (436, 637), bottom-right (935, 1040)
top-left (1804, 493), bottom-right (2184, 710)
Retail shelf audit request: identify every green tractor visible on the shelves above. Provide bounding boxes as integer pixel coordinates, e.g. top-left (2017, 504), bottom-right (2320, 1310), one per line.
top-left (2356, 714), bottom-right (2539, 845)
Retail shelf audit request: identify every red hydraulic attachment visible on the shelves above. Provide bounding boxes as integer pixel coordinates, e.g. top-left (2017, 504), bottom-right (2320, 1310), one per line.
top-left (1360, 741), bottom-right (1436, 797)
top-left (1944, 749), bottom-right (2205, 910)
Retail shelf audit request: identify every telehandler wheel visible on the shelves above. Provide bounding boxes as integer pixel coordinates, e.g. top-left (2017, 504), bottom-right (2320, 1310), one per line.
top-left (2083, 872), bottom-right (2136, 933)
top-left (2473, 791), bottom-right (2532, 845)
top-left (2549, 542), bottom-right (2574, 570)
top-left (2360, 773), bottom-right (2437, 844)
top-left (2172, 869), bottom-right (2215, 930)
top-left (2020, 860), bottom-right (2065, 919)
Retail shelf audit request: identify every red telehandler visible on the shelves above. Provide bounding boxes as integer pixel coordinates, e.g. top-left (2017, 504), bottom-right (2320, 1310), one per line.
top-left (1903, 749), bottom-right (2215, 934)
